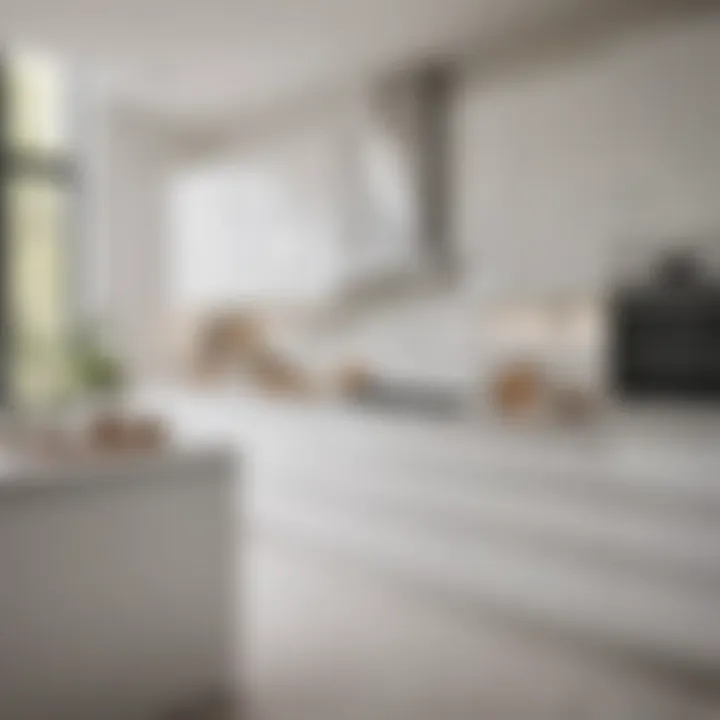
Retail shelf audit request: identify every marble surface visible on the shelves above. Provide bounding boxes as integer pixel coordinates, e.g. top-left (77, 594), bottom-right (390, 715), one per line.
top-left (132, 387), bottom-right (720, 717)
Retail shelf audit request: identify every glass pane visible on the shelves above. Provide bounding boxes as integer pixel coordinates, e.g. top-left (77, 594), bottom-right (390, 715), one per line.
top-left (9, 179), bottom-right (71, 407)
top-left (7, 52), bottom-right (70, 152)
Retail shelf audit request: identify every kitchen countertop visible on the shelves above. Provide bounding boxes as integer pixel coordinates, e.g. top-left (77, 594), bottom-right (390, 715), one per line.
top-left (0, 445), bottom-right (235, 495)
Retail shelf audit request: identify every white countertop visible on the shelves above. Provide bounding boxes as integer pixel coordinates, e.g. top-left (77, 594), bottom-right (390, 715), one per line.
top-left (132, 385), bottom-right (720, 673)
top-left (0, 445), bottom-right (235, 495)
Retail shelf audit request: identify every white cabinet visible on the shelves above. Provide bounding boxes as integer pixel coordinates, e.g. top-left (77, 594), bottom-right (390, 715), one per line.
top-left (0, 450), bottom-right (236, 720)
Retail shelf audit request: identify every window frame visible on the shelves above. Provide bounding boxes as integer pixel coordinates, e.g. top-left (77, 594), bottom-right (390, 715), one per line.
top-left (0, 55), bottom-right (79, 405)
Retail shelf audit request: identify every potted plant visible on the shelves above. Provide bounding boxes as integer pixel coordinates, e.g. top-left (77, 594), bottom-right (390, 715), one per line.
top-left (66, 325), bottom-right (126, 404)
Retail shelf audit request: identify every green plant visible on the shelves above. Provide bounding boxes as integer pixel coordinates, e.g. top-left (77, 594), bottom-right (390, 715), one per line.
top-left (67, 325), bottom-right (126, 396)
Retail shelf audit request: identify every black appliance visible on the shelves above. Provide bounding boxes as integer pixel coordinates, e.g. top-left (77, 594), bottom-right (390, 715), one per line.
top-left (612, 252), bottom-right (720, 401)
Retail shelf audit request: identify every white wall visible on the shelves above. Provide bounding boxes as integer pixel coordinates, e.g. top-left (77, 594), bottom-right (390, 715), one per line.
top-left (454, 11), bottom-right (720, 299)
top-left (328, 11), bottom-right (720, 386)
top-left (100, 10), bottom-right (720, 385)
top-left (101, 108), bottom-right (195, 378)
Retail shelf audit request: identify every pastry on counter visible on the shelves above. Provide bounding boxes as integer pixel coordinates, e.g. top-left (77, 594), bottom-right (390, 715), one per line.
top-left (247, 347), bottom-right (309, 396)
top-left (335, 362), bottom-right (373, 398)
top-left (88, 414), bottom-right (169, 453)
top-left (491, 359), bottom-right (547, 419)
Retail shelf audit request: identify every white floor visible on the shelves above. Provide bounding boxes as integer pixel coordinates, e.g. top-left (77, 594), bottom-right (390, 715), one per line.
top-left (244, 533), bottom-right (716, 720)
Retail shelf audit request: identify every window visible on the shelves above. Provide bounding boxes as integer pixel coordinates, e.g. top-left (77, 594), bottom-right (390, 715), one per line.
top-left (1, 51), bottom-right (77, 408)
top-left (171, 134), bottom-right (343, 310)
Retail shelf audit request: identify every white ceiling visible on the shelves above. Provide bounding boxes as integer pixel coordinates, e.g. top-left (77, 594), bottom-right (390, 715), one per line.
top-left (0, 0), bottom-right (601, 124)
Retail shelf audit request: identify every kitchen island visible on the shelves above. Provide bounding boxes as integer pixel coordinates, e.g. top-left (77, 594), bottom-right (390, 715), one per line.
top-left (0, 447), bottom-right (238, 720)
